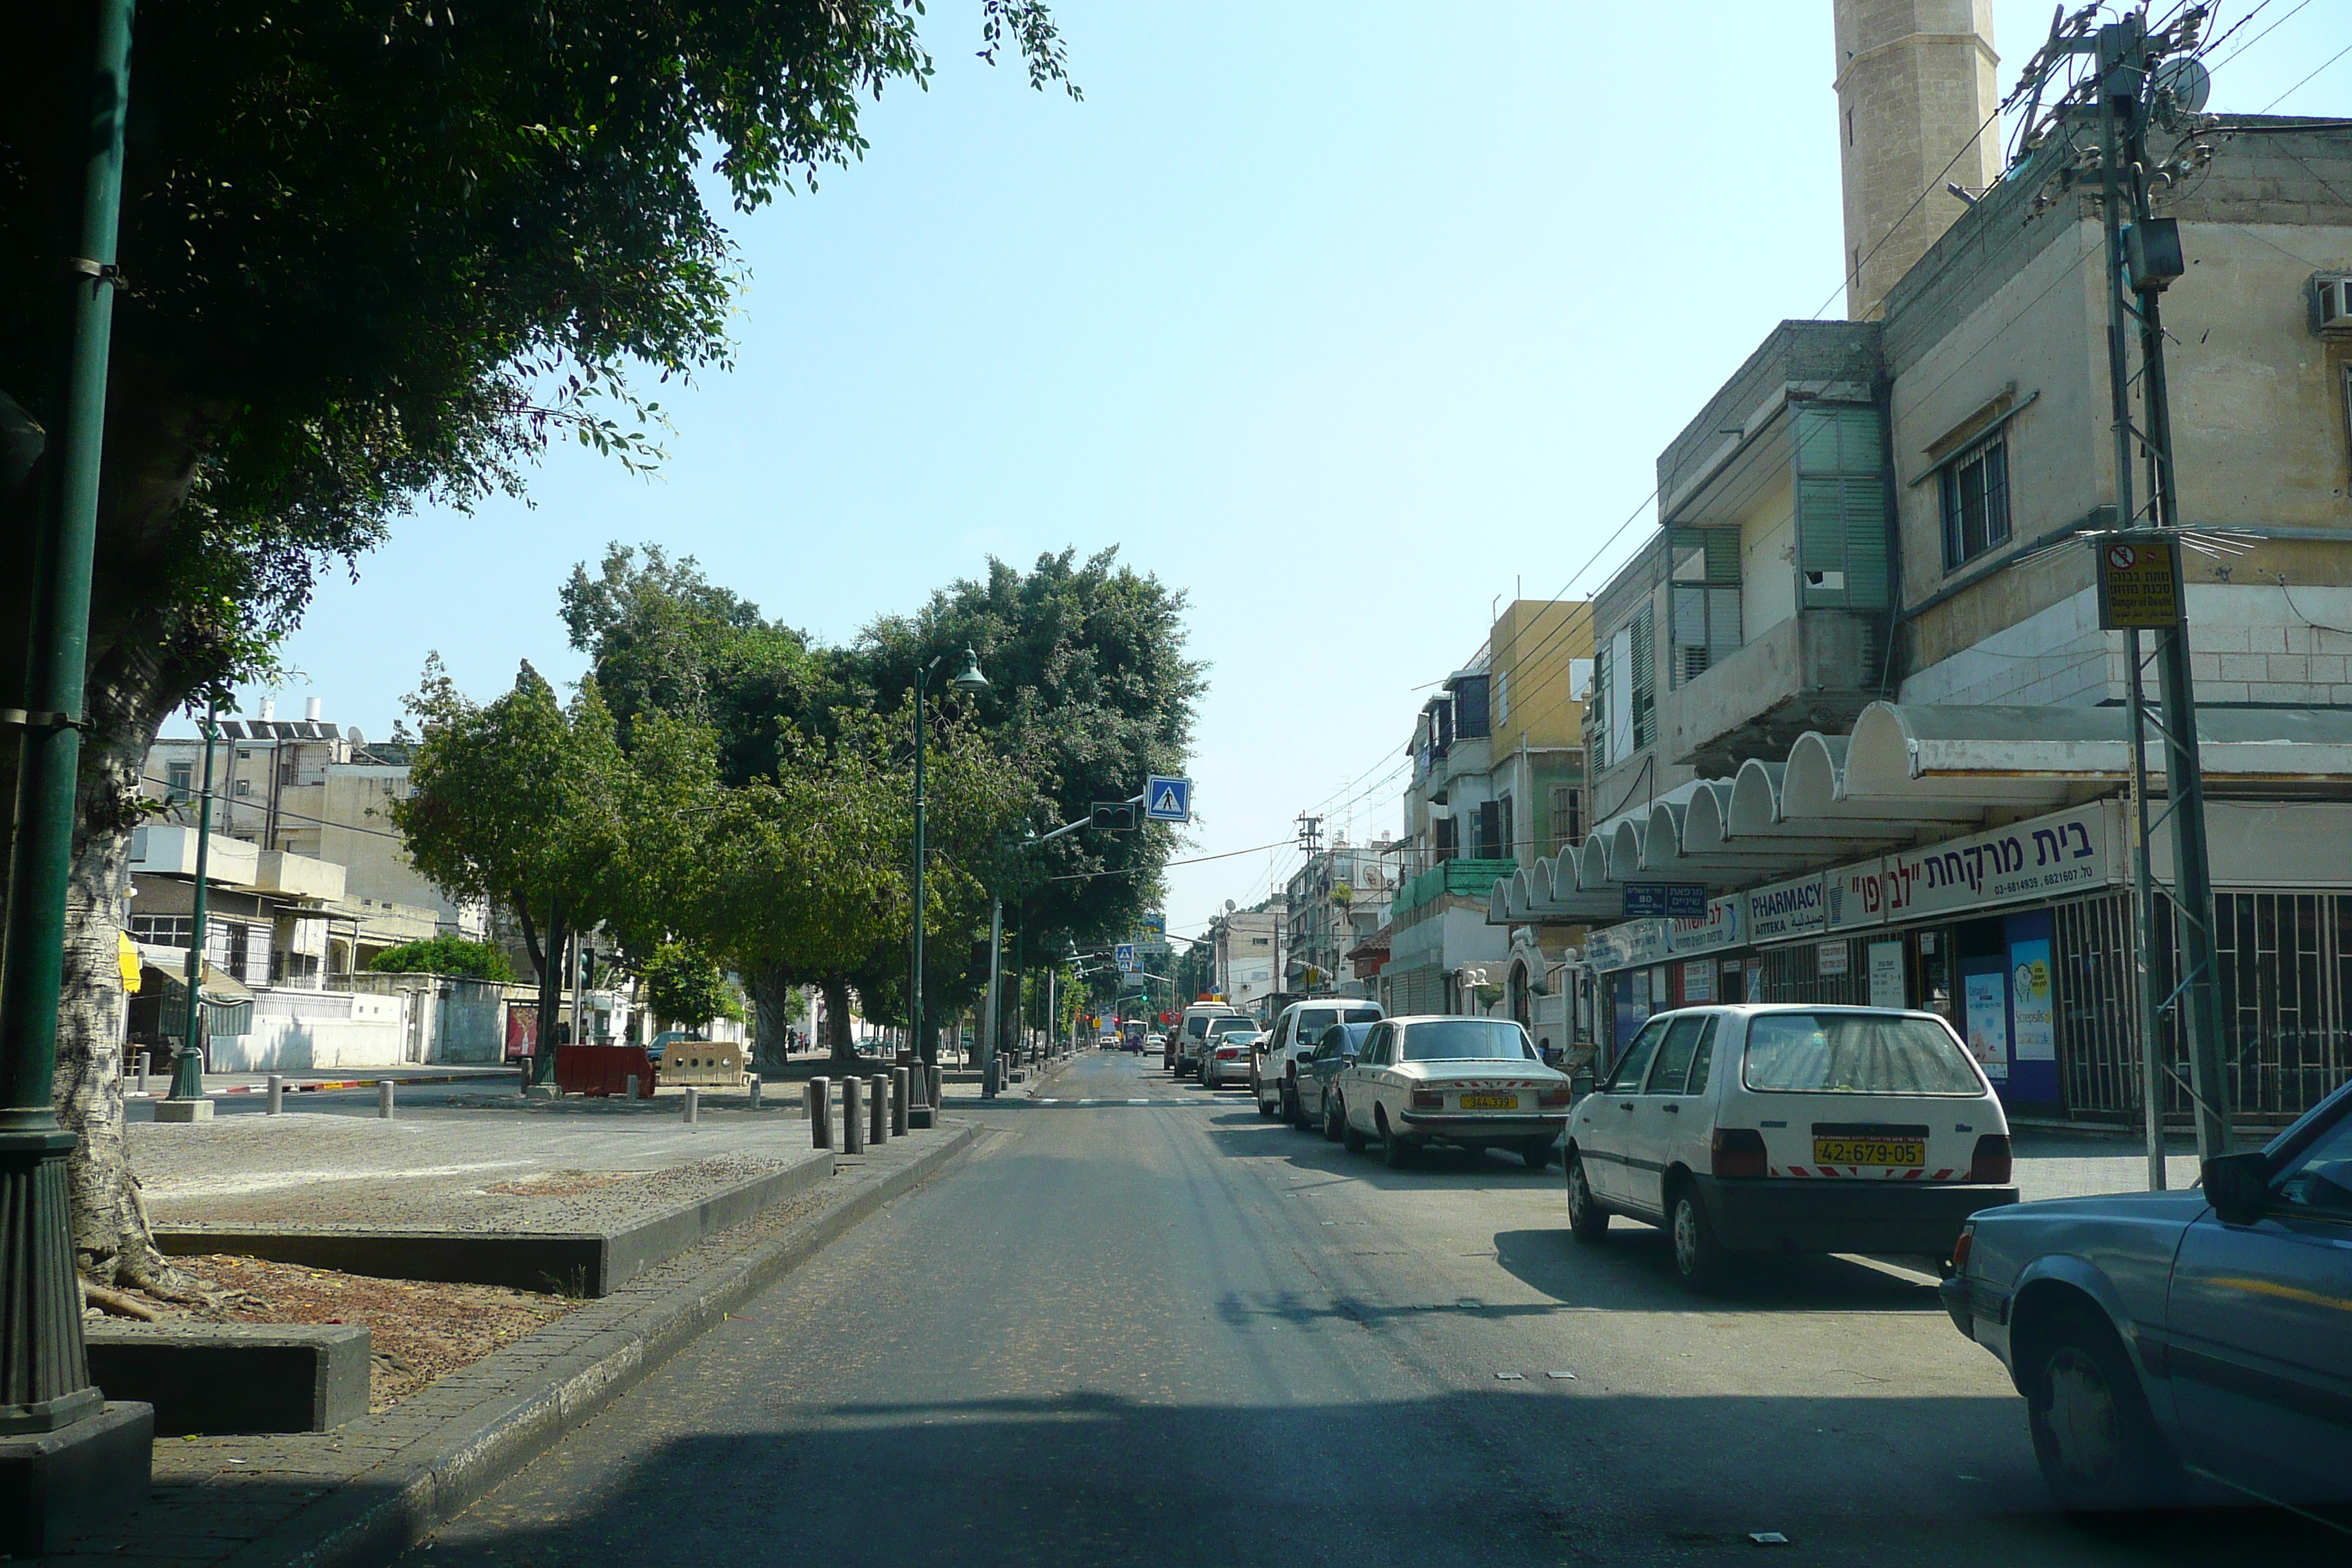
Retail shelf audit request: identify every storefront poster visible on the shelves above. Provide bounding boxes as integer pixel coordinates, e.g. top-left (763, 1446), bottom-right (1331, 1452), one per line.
top-left (1681, 960), bottom-right (1714, 1003)
top-left (2010, 938), bottom-right (2055, 1063)
top-left (1964, 971), bottom-right (2010, 1082)
top-left (1817, 941), bottom-right (1850, 977)
top-left (1867, 941), bottom-right (1905, 1009)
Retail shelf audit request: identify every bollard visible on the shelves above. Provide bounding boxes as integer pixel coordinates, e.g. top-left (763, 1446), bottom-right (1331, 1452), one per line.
top-left (747, 1072), bottom-right (762, 1111)
top-left (266, 1074), bottom-right (283, 1115)
top-left (869, 1074), bottom-right (889, 1145)
top-left (135, 1058), bottom-right (149, 1096)
top-left (892, 1066), bottom-right (910, 1137)
top-left (685, 1088), bottom-right (701, 1125)
top-left (927, 1065), bottom-right (943, 1115)
top-left (625, 1074), bottom-right (640, 1101)
top-left (842, 1075), bottom-right (866, 1154)
top-left (377, 1080), bottom-right (395, 1120)
top-left (808, 1078), bottom-right (832, 1150)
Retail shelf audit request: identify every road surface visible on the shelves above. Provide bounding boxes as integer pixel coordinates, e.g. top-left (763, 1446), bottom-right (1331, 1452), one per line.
top-left (405, 1050), bottom-right (2336, 1567)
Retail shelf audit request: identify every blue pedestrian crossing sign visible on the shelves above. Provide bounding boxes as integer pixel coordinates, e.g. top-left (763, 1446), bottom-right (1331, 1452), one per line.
top-left (1115, 943), bottom-right (1139, 973)
top-left (1145, 775), bottom-right (1193, 823)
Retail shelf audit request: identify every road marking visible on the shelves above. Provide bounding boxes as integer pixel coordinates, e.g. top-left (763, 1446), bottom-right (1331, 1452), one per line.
top-left (1128, 1098), bottom-right (1150, 1105)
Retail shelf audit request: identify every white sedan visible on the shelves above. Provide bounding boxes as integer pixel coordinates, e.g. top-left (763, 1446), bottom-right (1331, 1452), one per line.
top-left (1330, 1016), bottom-right (1570, 1169)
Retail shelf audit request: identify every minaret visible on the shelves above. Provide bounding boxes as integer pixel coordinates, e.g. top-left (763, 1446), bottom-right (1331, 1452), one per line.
top-left (1833, 0), bottom-right (2001, 320)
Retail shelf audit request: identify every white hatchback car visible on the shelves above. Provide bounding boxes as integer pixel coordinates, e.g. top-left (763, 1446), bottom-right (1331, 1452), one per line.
top-left (1566, 1005), bottom-right (2021, 1291)
top-left (1329, 1016), bottom-right (1570, 1169)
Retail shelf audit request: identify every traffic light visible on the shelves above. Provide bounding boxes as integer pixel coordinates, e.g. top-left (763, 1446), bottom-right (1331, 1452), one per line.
top-left (1090, 801), bottom-right (1136, 830)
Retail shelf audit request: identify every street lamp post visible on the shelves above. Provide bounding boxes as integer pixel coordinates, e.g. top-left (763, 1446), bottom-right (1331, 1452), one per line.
top-left (167, 706), bottom-right (222, 1100)
top-left (908, 647), bottom-right (987, 1071)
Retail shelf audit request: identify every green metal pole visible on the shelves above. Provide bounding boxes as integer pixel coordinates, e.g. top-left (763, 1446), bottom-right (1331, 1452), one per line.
top-left (166, 706), bottom-right (218, 1098)
top-left (0, 0), bottom-right (136, 1435)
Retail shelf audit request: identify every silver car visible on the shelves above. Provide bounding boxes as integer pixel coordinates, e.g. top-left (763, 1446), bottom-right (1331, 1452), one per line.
top-left (1942, 1078), bottom-right (2352, 1512)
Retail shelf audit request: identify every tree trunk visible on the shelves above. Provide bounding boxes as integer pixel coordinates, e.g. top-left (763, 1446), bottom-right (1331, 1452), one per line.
top-left (747, 962), bottom-right (796, 1075)
top-left (820, 973), bottom-right (856, 1066)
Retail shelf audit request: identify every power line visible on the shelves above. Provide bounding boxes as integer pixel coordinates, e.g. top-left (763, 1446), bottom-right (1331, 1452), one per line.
top-left (2261, 37), bottom-right (2352, 111)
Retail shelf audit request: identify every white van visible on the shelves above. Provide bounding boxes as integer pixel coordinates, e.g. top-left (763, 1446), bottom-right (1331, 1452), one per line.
top-left (1254, 997), bottom-right (1385, 1122)
top-left (1565, 1005), bottom-right (2019, 1291)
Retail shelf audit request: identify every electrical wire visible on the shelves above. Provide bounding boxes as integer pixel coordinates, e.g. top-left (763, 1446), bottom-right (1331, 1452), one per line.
top-left (2261, 37), bottom-right (2352, 112)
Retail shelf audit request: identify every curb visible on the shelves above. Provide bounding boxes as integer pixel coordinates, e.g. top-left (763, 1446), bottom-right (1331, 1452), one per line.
top-left (127, 1072), bottom-right (520, 1101)
top-left (206, 1120), bottom-right (981, 1568)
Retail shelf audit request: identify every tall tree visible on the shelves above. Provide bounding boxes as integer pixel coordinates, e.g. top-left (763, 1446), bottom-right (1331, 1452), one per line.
top-left (1, 0), bottom-right (1069, 1293)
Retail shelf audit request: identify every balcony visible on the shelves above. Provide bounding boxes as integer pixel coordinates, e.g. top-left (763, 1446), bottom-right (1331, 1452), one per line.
top-left (1660, 609), bottom-right (1885, 776)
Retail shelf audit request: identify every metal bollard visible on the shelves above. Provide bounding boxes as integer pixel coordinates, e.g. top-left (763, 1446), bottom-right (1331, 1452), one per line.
top-left (808, 1078), bottom-right (832, 1150)
top-left (927, 1065), bottom-right (943, 1115)
top-left (625, 1073), bottom-right (640, 1101)
top-left (869, 1074), bottom-right (889, 1145)
top-left (892, 1067), bottom-right (910, 1137)
top-left (842, 1075), bottom-right (866, 1153)
top-left (135, 1058), bottom-right (149, 1096)
top-left (747, 1072), bottom-right (762, 1111)
top-left (685, 1088), bottom-right (701, 1125)
top-left (377, 1080), bottom-right (395, 1120)
top-left (266, 1074), bottom-right (283, 1115)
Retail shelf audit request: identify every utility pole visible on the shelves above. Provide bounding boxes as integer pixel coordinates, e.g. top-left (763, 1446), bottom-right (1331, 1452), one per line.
top-left (166, 705), bottom-right (221, 1101)
top-left (981, 895), bottom-right (1003, 1099)
top-left (2085, 11), bottom-right (2230, 1161)
top-left (0, 0), bottom-right (150, 1517)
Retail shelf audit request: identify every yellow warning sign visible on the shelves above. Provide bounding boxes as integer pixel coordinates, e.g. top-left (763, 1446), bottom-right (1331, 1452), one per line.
top-left (2095, 534), bottom-right (2182, 630)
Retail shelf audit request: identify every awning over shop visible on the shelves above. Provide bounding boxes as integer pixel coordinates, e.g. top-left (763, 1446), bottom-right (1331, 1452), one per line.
top-left (1488, 701), bottom-right (2352, 926)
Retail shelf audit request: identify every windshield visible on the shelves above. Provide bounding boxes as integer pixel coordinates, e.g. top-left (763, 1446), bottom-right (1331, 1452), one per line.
top-left (1399, 1019), bottom-right (1536, 1062)
top-left (1741, 1012), bottom-right (1984, 1096)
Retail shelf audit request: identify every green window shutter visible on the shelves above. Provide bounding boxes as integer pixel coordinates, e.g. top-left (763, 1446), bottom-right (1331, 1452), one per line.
top-left (1794, 403), bottom-right (1891, 612)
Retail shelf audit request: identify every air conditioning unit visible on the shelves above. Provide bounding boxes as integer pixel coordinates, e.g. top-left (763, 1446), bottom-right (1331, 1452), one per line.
top-left (2316, 274), bottom-right (2352, 335)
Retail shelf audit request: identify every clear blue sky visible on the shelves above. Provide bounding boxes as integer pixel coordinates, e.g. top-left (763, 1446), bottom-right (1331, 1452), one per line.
top-left (233, 0), bottom-right (2348, 947)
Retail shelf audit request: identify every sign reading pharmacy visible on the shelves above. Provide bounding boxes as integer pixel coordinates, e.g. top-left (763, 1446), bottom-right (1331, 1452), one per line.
top-left (1144, 775), bottom-right (1193, 822)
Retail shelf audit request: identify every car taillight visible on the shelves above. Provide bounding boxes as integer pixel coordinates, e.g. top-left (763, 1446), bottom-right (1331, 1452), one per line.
top-left (1711, 1127), bottom-right (1769, 1179)
top-left (1411, 1090), bottom-right (1444, 1111)
top-left (1537, 1087), bottom-right (1571, 1109)
top-left (1949, 1224), bottom-right (1975, 1277)
top-left (1969, 1134), bottom-right (2012, 1184)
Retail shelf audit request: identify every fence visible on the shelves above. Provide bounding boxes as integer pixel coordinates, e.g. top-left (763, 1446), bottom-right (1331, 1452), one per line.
top-left (329, 972), bottom-right (507, 1063)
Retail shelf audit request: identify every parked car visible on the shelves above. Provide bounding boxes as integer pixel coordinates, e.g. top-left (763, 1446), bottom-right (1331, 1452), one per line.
top-left (1172, 1002), bottom-right (1248, 1076)
top-left (1301, 1022), bottom-right (1379, 1134)
top-left (1184, 1013), bottom-right (1262, 1081)
top-left (1941, 1078), bottom-right (2352, 1512)
top-left (1327, 1016), bottom-right (1569, 1171)
top-left (1567, 1005), bottom-right (2019, 1292)
top-left (1252, 998), bottom-right (1385, 1121)
top-left (1202, 1027), bottom-right (1264, 1090)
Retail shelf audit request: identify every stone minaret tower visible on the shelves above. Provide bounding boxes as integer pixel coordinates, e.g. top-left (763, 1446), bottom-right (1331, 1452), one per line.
top-left (1833, 0), bottom-right (2001, 320)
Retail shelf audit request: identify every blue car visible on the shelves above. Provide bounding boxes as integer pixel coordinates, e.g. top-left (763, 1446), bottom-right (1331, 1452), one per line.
top-left (1942, 1079), bottom-right (2352, 1512)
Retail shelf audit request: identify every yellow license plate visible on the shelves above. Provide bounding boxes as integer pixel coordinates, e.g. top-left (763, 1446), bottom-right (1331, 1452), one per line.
top-left (1459, 1094), bottom-right (1518, 1110)
top-left (1813, 1138), bottom-right (1924, 1166)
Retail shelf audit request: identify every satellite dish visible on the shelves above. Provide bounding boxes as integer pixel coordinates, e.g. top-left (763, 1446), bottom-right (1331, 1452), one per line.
top-left (2155, 57), bottom-right (2211, 114)
top-left (345, 726), bottom-right (365, 747)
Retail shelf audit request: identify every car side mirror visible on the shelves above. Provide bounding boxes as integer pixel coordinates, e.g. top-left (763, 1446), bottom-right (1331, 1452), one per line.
top-left (2201, 1150), bottom-right (2272, 1226)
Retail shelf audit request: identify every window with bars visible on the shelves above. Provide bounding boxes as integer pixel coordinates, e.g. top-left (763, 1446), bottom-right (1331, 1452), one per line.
top-left (1940, 433), bottom-right (2011, 570)
top-left (131, 915), bottom-right (194, 947)
top-left (1549, 785), bottom-right (1583, 855)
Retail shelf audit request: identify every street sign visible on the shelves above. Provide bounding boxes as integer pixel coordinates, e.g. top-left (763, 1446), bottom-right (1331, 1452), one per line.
top-left (2095, 532), bottom-right (2183, 630)
top-left (1623, 883), bottom-right (1709, 920)
top-left (1144, 775), bottom-right (1192, 822)
top-left (1114, 943), bottom-right (1138, 973)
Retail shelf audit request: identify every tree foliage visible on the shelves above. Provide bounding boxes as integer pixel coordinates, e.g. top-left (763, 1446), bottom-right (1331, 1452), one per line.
top-left (369, 935), bottom-right (516, 982)
top-left (636, 942), bottom-right (743, 1031)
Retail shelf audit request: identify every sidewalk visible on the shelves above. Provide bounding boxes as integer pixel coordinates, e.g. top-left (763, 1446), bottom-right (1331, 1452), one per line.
top-left (46, 1116), bottom-right (981, 1568)
top-left (125, 1065), bottom-right (523, 1100)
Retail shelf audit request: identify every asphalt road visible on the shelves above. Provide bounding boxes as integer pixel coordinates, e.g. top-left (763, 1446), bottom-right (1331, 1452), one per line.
top-left (407, 1050), bottom-right (2340, 1568)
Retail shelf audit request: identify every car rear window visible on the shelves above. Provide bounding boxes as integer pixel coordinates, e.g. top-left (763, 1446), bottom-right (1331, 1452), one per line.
top-left (1343, 1008), bottom-right (1381, 1023)
top-left (1208, 1017), bottom-right (1256, 1035)
top-left (1400, 1019), bottom-right (1536, 1062)
top-left (1741, 1013), bottom-right (1984, 1096)
top-left (1294, 1009), bottom-right (1338, 1038)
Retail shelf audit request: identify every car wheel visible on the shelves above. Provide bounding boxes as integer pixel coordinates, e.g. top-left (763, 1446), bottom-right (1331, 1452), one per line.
top-left (1282, 1081), bottom-right (1303, 1128)
top-left (1340, 1098), bottom-right (1366, 1153)
top-left (1322, 1092), bottom-right (1343, 1143)
top-left (1566, 1155), bottom-right (1609, 1242)
top-left (1669, 1185), bottom-right (1727, 1292)
top-left (2025, 1307), bottom-right (2179, 1512)
top-left (1520, 1136), bottom-right (1554, 1172)
top-left (1380, 1116), bottom-right (1414, 1169)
